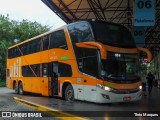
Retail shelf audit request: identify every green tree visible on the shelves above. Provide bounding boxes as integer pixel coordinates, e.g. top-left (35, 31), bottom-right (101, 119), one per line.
top-left (12, 19), bottom-right (50, 43)
top-left (0, 14), bottom-right (50, 81)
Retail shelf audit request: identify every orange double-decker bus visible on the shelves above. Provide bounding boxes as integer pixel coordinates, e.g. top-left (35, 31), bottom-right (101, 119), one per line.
top-left (6, 20), bottom-right (151, 103)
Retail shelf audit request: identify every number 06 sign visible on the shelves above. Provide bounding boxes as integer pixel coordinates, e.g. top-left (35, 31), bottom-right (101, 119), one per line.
top-left (134, 0), bottom-right (155, 26)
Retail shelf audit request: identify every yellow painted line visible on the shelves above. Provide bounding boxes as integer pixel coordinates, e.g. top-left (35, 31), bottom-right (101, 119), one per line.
top-left (13, 97), bottom-right (89, 120)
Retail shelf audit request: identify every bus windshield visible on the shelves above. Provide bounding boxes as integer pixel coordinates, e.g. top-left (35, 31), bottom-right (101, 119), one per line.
top-left (101, 52), bottom-right (139, 82)
top-left (91, 21), bottom-right (135, 48)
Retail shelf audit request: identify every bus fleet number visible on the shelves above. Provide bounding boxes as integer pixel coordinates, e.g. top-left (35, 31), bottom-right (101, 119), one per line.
top-left (134, 31), bottom-right (143, 36)
top-left (137, 0), bottom-right (151, 9)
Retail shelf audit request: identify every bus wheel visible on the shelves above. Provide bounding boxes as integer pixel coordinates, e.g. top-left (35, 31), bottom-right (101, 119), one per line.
top-left (65, 84), bottom-right (74, 101)
top-left (18, 82), bottom-right (24, 95)
top-left (14, 82), bottom-right (18, 94)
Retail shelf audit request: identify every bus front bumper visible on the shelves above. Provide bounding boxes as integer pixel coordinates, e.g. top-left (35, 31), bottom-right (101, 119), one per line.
top-left (96, 87), bottom-right (142, 103)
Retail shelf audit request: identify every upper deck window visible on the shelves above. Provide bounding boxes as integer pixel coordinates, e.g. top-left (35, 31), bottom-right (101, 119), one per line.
top-left (8, 29), bottom-right (67, 59)
top-left (50, 30), bottom-right (68, 49)
top-left (91, 21), bottom-right (136, 48)
top-left (67, 22), bottom-right (94, 44)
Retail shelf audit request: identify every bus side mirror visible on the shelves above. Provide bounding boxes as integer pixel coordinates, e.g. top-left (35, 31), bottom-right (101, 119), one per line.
top-left (137, 47), bottom-right (152, 63)
top-left (76, 42), bottom-right (107, 59)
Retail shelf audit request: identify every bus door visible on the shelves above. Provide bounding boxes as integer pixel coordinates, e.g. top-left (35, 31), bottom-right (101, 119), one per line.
top-left (49, 62), bottom-right (59, 96)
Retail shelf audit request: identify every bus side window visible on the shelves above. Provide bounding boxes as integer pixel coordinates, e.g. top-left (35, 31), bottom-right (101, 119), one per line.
top-left (12, 47), bottom-right (16, 58)
top-left (22, 64), bottom-right (40, 77)
top-left (42, 63), bottom-right (48, 77)
top-left (58, 63), bottom-right (72, 77)
top-left (83, 49), bottom-right (99, 77)
top-left (22, 66), bottom-right (28, 77)
top-left (15, 47), bottom-right (20, 57)
top-left (19, 44), bottom-right (25, 55)
top-left (36, 38), bottom-right (41, 52)
top-left (19, 43), bottom-right (27, 55)
top-left (25, 42), bottom-right (30, 55)
top-left (14, 48), bottom-right (17, 58)
top-left (75, 48), bottom-right (99, 77)
top-left (8, 49), bottom-right (13, 59)
top-left (50, 30), bottom-right (68, 49)
top-left (42, 35), bottom-right (49, 51)
top-left (31, 64), bottom-right (40, 77)
top-left (32, 40), bottom-right (36, 53)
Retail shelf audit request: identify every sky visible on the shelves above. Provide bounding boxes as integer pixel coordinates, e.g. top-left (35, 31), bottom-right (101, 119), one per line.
top-left (0, 0), bottom-right (66, 29)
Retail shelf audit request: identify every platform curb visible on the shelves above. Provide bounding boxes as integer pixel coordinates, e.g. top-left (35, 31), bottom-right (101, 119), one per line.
top-left (14, 97), bottom-right (89, 120)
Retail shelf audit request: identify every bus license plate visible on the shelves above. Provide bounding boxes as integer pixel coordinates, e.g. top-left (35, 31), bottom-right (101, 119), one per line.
top-left (123, 96), bottom-right (131, 101)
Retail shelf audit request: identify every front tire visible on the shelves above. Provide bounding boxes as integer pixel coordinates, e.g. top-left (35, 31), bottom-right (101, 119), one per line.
top-left (65, 84), bottom-right (74, 101)
top-left (18, 82), bottom-right (24, 95)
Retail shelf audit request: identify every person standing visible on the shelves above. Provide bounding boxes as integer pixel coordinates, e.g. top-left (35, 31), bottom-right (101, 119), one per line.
top-left (158, 79), bottom-right (160, 89)
top-left (146, 72), bottom-right (155, 94)
top-left (142, 78), bottom-right (147, 96)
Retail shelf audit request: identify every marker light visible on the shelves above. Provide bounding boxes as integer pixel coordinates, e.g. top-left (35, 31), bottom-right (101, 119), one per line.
top-left (96, 84), bottom-right (103, 89)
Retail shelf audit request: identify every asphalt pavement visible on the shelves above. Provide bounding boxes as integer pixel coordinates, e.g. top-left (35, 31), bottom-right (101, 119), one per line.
top-left (0, 87), bottom-right (160, 120)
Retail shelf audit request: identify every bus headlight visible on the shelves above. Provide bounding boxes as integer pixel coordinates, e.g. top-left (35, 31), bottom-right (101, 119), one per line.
top-left (139, 85), bottom-right (142, 90)
top-left (96, 84), bottom-right (111, 91)
top-left (104, 86), bottom-right (111, 91)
